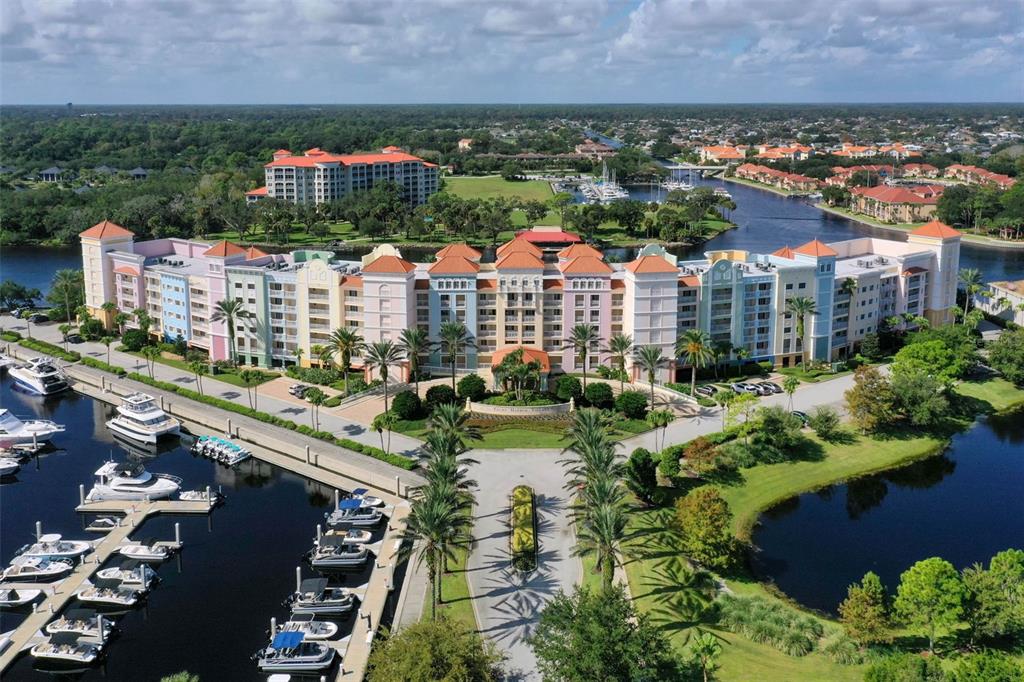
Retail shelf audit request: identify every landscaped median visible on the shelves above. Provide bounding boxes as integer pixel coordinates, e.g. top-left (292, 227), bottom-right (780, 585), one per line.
top-left (18, 337), bottom-right (81, 362)
top-left (510, 485), bottom-right (537, 572)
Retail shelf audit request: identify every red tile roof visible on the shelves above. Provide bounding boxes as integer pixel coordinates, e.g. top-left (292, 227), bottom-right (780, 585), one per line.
top-left (203, 240), bottom-right (247, 258)
top-left (772, 245), bottom-right (796, 258)
top-left (495, 252), bottom-right (545, 270)
top-left (245, 186), bottom-right (268, 196)
top-left (557, 243), bottom-right (603, 260)
top-left (428, 256), bottom-right (481, 275)
top-left (496, 238), bottom-right (543, 258)
top-left (113, 265), bottom-right (140, 276)
top-left (610, 279), bottom-right (626, 290)
top-left (245, 246), bottom-right (269, 259)
top-left (624, 255), bottom-right (678, 274)
top-left (910, 220), bottom-right (961, 239)
top-left (794, 239), bottom-right (839, 258)
top-left (80, 220), bottom-right (133, 239)
top-left (435, 243), bottom-right (482, 260)
top-left (679, 275), bottom-right (701, 288)
top-left (491, 345), bottom-right (550, 372)
top-left (362, 255), bottom-right (416, 274)
top-left (477, 279), bottom-right (498, 291)
top-left (850, 185), bottom-right (940, 204)
top-left (342, 275), bottom-right (364, 289)
top-left (514, 228), bottom-right (582, 244)
top-left (560, 256), bottom-right (613, 275)
top-left (265, 149), bottom-right (429, 168)
top-left (902, 267), bottom-right (928, 276)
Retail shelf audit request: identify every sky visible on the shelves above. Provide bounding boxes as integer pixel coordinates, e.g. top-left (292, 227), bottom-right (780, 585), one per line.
top-left (1, 0), bottom-right (1022, 104)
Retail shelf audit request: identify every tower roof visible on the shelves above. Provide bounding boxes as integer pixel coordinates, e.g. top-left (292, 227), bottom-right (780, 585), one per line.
top-left (80, 220), bottom-right (133, 239)
top-left (794, 239), bottom-right (838, 258)
top-left (362, 255), bottom-right (416, 274)
top-left (435, 243), bottom-right (482, 260)
top-left (495, 252), bottom-right (544, 270)
top-left (624, 255), bottom-right (678, 274)
top-left (560, 256), bottom-right (614, 275)
top-left (910, 220), bottom-right (961, 240)
top-left (771, 245), bottom-right (796, 258)
top-left (428, 256), bottom-right (481, 275)
top-left (203, 240), bottom-right (247, 258)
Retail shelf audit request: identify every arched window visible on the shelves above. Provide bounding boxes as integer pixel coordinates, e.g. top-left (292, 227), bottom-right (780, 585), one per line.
top-left (379, 284), bottom-right (391, 298)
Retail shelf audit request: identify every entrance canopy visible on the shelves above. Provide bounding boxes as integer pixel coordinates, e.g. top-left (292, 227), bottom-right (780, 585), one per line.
top-left (491, 346), bottom-right (551, 373)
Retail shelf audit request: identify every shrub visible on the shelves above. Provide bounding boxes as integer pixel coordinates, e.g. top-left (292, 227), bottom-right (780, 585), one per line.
top-left (286, 366), bottom-right (342, 386)
top-left (554, 375), bottom-right (582, 402)
top-left (716, 595), bottom-right (823, 657)
top-left (807, 405), bottom-right (841, 440)
top-left (79, 318), bottom-right (106, 340)
top-left (510, 485), bottom-right (536, 572)
top-left (658, 448), bottom-right (681, 479)
top-left (457, 374), bottom-right (487, 402)
top-left (624, 448), bottom-right (658, 504)
top-left (583, 382), bottom-right (613, 409)
top-left (121, 329), bottom-right (149, 352)
top-left (425, 384), bottom-right (457, 412)
top-left (323, 396), bottom-right (342, 408)
top-left (717, 440), bottom-right (758, 469)
top-left (80, 357), bottom-right (127, 376)
top-left (19, 338), bottom-right (80, 362)
top-left (1, 330), bottom-right (22, 342)
top-left (615, 390), bottom-right (648, 420)
top-left (391, 390), bottom-right (423, 420)
top-left (818, 631), bottom-right (865, 665)
top-left (481, 393), bottom-right (557, 407)
top-left (596, 365), bottom-right (628, 382)
top-left (864, 653), bottom-right (945, 682)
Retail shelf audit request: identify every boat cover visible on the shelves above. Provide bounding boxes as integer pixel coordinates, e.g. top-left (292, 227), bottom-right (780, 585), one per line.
top-left (319, 535), bottom-right (351, 548)
top-left (49, 633), bottom-right (83, 646)
top-left (63, 609), bottom-right (98, 621)
top-left (298, 578), bottom-right (328, 593)
top-left (336, 499), bottom-right (362, 511)
top-left (351, 488), bottom-right (368, 496)
top-left (271, 631), bottom-right (304, 649)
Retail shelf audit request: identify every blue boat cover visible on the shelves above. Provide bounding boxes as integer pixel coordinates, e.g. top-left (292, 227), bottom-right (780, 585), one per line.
top-left (272, 631), bottom-right (304, 648)
top-left (351, 488), bottom-right (368, 496)
top-left (337, 499), bottom-right (362, 510)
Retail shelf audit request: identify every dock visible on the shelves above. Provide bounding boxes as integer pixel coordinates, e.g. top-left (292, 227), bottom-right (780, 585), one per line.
top-left (0, 498), bottom-right (213, 674)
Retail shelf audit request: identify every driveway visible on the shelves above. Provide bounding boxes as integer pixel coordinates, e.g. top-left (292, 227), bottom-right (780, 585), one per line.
top-left (465, 448), bottom-right (580, 681)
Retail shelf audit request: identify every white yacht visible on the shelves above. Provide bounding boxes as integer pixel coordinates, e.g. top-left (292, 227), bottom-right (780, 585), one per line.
top-left (117, 541), bottom-right (171, 563)
top-left (0, 457), bottom-right (20, 477)
top-left (663, 179), bottom-right (695, 192)
top-left (325, 499), bottom-right (383, 528)
top-left (75, 579), bottom-right (141, 607)
top-left (84, 517), bottom-right (119, 533)
top-left (275, 614), bottom-right (339, 641)
top-left (325, 528), bottom-right (372, 545)
top-left (1, 556), bottom-right (75, 582)
top-left (16, 534), bottom-right (92, 561)
top-left (96, 561), bottom-right (158, 589)
top-left (105, 393), bottom-right (180, 444)
top-left (9, 357), bottom-right (69, 395)
top-left (0, 353), bottom-right (16, 370)
top-left (287, 578), bottom-right (355, 616)
top-left (308, 536), bottom-right (368, 570)
top-left (85, 461), bottom-right (181, 501)
top-left (347, 488), bottom-right (384, 508)
top-left (45, 609), bottom-right (115, 640)
top-left (31, 633), bottom-right (104, 664)
top-left (0, 408), bottom-right (65, 449)
top-left (255, 632), bottom-right (335, 674)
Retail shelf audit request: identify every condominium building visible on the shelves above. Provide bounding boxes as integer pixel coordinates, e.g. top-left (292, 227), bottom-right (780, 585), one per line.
top-left (246, 146), bottom-right (439, 207)
top-left (81, 220), bottom-right (962, 382)
top-left (850, 185), bottom-right (944, 223)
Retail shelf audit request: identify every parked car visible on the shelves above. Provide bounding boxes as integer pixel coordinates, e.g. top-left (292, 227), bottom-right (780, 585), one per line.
top-left (695, 386), bottom-right (715, 398)
top-left (756, 381), bottom-right (782, 394)
top-left (289, 384), bottom-right (311, 397)
top-left (791, 411), bottom-right (809, 426)
top-left (27, 313), bottom-right (49, 323)
top-left (67, 334), bottom-right (84, 344)
top-left (731, 383), bottom-right (757, 394)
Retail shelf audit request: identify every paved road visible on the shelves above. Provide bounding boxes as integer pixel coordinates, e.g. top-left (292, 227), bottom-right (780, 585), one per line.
top-left (465, 448), bottom-right (580, 681)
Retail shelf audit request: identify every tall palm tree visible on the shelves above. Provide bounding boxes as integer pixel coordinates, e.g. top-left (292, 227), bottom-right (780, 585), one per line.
top-left (100, 301), bottom-right (118, 330)
top-left (438, 321), bottom-right (475, 393)
top-left (100, 336), bottom-right (114, 366)
top-left (306, 388), bottom-right (325, 430)
top-left (711, 340), bottom-right (732, 379)
top-left (51, 269), bottom-right (82, 323)
top-left (786, 296), bottom-right (818, 368)
top-left (646, 409), bottom-right (675, 452)
top-left (399, 327), bottom-right (433, 396)
top-left (294, 346), bottom-right (304, 368)
top-left (189, 360), bottom-right (207, 396)
top-left (565, 323), bottom-right (600, 392)
top-left (634, 345), bottom-right (667, 408)
top-left (372, 411), bottom-right (398, 454)
top-left (428, 403), bottom-right (482, 445)
top-left (362, 340), bottom-right (404, 413)
top-left (326, 328), bottom-right (365, 395)
top-left (210, 298), bottom-right (253, 367)
top-left (733, 347), bottom-right (750, 378)
top-left (239, 369), bottom-right (264, 410)
top-left (958, 268), bottom-right (983, 323)
top-left (574, 502), bottom-right (630, 591)
top-left (675, 329), bottom-right (714, 397)
top-left (603, 332), bottom-right (633, 394)
top-left (396, 495), bottom-right (468, 620)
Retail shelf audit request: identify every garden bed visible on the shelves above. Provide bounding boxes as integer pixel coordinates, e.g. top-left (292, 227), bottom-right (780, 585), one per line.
top-left (510, 485), bottom-right (537, 572)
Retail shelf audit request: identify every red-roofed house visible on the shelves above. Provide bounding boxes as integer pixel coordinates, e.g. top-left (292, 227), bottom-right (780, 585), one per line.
top-left (850, 185), bottom-right (942, 223)
top-left (245, 186), bottom-right (268, 204)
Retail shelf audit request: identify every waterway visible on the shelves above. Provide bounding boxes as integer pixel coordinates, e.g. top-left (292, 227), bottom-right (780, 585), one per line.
top-left (750, 411), bottom-right (1024, 615)
top-left (0, 374), bottom-right (382, 680)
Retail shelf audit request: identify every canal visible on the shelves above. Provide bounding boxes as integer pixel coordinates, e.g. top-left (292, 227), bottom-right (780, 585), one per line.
top-left (0, 374), bottom-right (380, 680)
top-left (750, 410), bottom-right (1024, 615)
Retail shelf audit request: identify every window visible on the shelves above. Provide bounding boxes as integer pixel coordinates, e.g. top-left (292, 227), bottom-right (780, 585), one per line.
top-left (798, 282), bottom-right (806, 289)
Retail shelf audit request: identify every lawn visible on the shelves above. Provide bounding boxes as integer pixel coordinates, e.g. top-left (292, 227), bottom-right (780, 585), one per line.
top-left (392, 415), bottom-right (649, 449)
top-left (127, 351), bottom-right (279, 388)
top-left (212, 220), bottom-right (359, 247)
top-left (954, 377), bottom-right (1024, 413)
top-left (426, 544), bottom-right (477, 631)
top-left (445, 176), bottom-right (554, 203)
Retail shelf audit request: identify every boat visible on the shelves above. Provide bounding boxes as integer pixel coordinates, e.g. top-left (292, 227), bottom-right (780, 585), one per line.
top-left (8, 357), bottom-right (69, 395)
top-left (663, 179), bottom-right (695, 192)
top-left (85, 460), bottom-right (181, 501)
top-left (117, 540), bottom-right (171, 562)
top-left (308, 536), bottom-right (368, 569)
top-left (254, 632), bottom-right (335, 674)
top-left (275, 614), bottom-right (339, 641)
top-left (191, 435), bottom-right (251, 465)
top-left (84, 517), bottom-right (120, 533)
top-left (96, 560), bottom-right (159, 589)
top-left (30, 633), bottom-right (104, 664)
top-left (105, 393), bottom-right (180, 444)
top-left (0, 457), bottom-right (20, 477)
top-left (714, 187), bottom-right (732, 199)
top-left (286, 578), bottom-right (355, 616)
top-left (0, 353), bottom-right (16, 370)
top-left (179, 489), bottom-right (224, 505)
top-left (45, 609), bottom-right (116, 640)
top-left (0, 408), bottom-right (65, 449)
top-left (325, 499), bottom-right (383, 528)
top-left (16, 534), bottom-right (93, 561)
top-left (1, 556), bottom-right (75, 582)
top-left (347, 488), bottom-right (383, 508)
top-left (75, 578), bottom-right (142, 606)
top-left (0, 588), bottom-right (42, 607)
top-left (325, 528), bottom-right (372, 545)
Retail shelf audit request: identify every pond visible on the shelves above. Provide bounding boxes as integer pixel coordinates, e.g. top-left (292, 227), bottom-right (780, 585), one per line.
top-left (750, 410), bottom-right (1024, 615)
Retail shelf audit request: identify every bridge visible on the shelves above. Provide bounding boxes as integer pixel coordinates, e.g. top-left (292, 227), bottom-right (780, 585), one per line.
top-left (663, 163), bottom-right (731, 171)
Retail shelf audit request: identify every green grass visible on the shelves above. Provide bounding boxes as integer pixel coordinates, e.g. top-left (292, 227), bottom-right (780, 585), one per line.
top-left (816, 204), bottom-right (919, 231)
top-left (724, 176), bottom-right (812, 197)
top-left (212, 221), bottom-right (358, 246)
top-left (776, 366), bottom-right (855, 384)
top-left (955, 377), bottom-right (1024, 413)
top-left (445, 176), bottom-right (554, 203)
top-left (428, 545), bottom-right (477, 631)
top-left (128, 351), bottom-right (279, 387)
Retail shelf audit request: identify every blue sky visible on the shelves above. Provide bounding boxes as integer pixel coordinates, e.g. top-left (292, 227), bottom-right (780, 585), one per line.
top-left (2, 0), bottom-right (1021, 104)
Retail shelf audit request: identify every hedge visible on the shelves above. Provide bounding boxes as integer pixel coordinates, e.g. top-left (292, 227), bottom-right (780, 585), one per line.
top-left (323, 396), bottom-right (342, 408)
top-left (122, 372), bottom-right (417, 470)
top-left (80, 357), bottom-right (127, 376)
top-left (19, 338), bottom-right (81, 362)
top-left (1, 330), bottom-right (22, 342)
top-left (510, 485), bottom-right (537, 572)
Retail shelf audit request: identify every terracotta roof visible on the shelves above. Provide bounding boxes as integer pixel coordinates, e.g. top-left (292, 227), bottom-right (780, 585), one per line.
top-left (266, 150), bottom-right (428, 168)
top-left (491, 345), bottom-right (550, 372)
top-left (274, 149), bottom-right (292, 155)
top-left (850, 185), bottom-right (940, 204)
top-left (362, 255), bottom-right (416, 274)
top-left (557, 243), bottom-right (603, 260)
top-left (113, 265), bottom-right (140, 276)
top-left (80, 220), bottom-right (133, 239)
top-left (342, 275), bottom-right (364, 289)
top-left (902, 267), bottom-right (928, 276)
top-left (203, 240), bottom-right (247, 258)
top-left (910, 220), bottom-right (961, 240)
top-left (382, 145), bottom-right (403, 152)
top-left (624, 255), bottom-right (678, 274)
top-left (496, 238), bottom-right (543, 258)
top-left (477, 279), bottom-right (498, 290)
top-left (245, 246), bottom-right (269, 259)
top-left (772, 245), bottom-right (796, 258)
top-left (245, 186), bottom-right (268, 196)
top-left (428, 256), bottom-right (480, 275)
top-left (514, 228), bottom-right (582, 244)
top-left (495, 252), bottom-right (545, 270)
top-left (560, 256), bottom-right (613, 275)
top-left (435, 243), bottom-right (482, 260)
top-left (679, 275), bottom-right (701, 288)
top-left (794, 239), bottom-right (839, 258)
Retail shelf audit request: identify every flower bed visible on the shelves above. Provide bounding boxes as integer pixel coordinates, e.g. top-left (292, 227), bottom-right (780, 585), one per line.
top-left (510, 485), bottom-right (537, 572)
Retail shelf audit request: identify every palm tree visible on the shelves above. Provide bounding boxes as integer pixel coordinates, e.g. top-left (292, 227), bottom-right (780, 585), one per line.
top-left (786, 296), bottom-right (818, 368)
top-left (711, 340), bottom-right (732, 379)
top-left (210, 298), bottom-right (253, 367)
top-left (100, 336), bottom-right (114, 366)
top-left (399, 327), bottom-right (433, 396)
top-left (189, 360), bottom-right (208, 396)
top-left (565, 323), bottom-right (600, 393)
top-left (113, 312), bottom-right (130, 336)
top-left (839, 277), bottom-right (857, 298)
top-left (51, 269), bottom-right (82, 323)
top-left (646, 409), bottom-right (675, 452)
top-left (574, 501), bottom-right (629, 591)
top-left (306, 388), bottom-right (325, 430)
top-left (675, 329), bottom-right (714, 397)
top-left (783, 375), bottom-right (800, 411)
top-left (326, 328), bottom-right (365, 395)
top-left (733, 346), bottom-right (750, 378)
top-left (603, 332), bottom-right (633, 394)
top-left (396, 495), bottom-right (468, 620)
top-left (58, 324), bottom-right (71, 351)
top-left (689, 633), bottom-right (722, 682)
top-left (372, 411), bottom-right (398, 454)
top-left (428, 403), bottom-right (482, 445)
top-left (363, 340), bottom-right (404, 414)
top-left (438, 321), bottom-right (475, 393)
top-left (294, 346), bottom-right (304, 368)
top-left (239, 369), bottom-right (264, 410)
top-left (634, 345), bottom-right (667, 408)
top-left (958, 268), bottom-right (983, 323)
top-left (141, 345), bottom-right (160, 378)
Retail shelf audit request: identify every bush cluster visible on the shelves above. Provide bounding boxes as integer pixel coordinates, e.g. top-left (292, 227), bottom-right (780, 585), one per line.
top-left (583, 382), bottom-right (613, 409)
top-left (80, 357), bottom-right (127, 376)
top-left (614, 390), bottom-right (648, 419)
top-left (425, 384), bottom-right (457, 412)
top-left (456, 374), bottom-right (487, 402)
top-left (716, 595), bottom-right (824, 657)
top-left (20, 338), bottom-right (80, 362)
top-left (510, 485), bottom-right (537, 572)
top-left (391, 390), bottom-right (424, 420)
top-left (1, 330), bottom-right (23, 342)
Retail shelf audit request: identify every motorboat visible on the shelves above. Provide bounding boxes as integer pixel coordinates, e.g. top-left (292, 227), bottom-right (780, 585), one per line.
top-left (16, 534), bottom-right (93, 561)
top-left (0, 588), bottom-right (42, 607)
top-left (325, 528), bottom-right (372, 545)
top-left (117, 540), bottom-right (171, 562)
top-left (713, 187), bottom-right (732, 199)
top-left (308, 536), bottom-right (368, 569)
top-left (347, 488), bottom-right (383, 508)
top-left (9, 357), bottom-right (69, 395)
top-left (325, 499), bottom-right (383, 528)
top-left (179, 489), bottom-right (225, 505)
top-left (96, 560), bottom-right (159, 589)
top-left (84, 517), bottom-right (120, 533)
top-left (75, 578), bottom-right (142, 606)
top-left (31, 633), bottom-right (104, 664)
top-left (191, 435), bottom-right (251, 465)
top-left (0, 353), bottom-right (16, 370)
top-left (276, 614), bottom-right (339, 641)
top-left (45, 609), bottom-right (116, 640)
top-left (105, 393), bottom-right (180, 444)
top-left (1, 556), bottom-right (75, 582)
top-left (286, 578), bottom-right (355, 616)
top-left (0, 457), bottom-right (20, 477)
top-left (0, 408), bottom-right (65, 449)
top-left (254, 632), bottom-right (335, 673)
top-left (663, 179), bottom-right (695, 192)
top-left (85, 460), bottom-right (181, 501)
